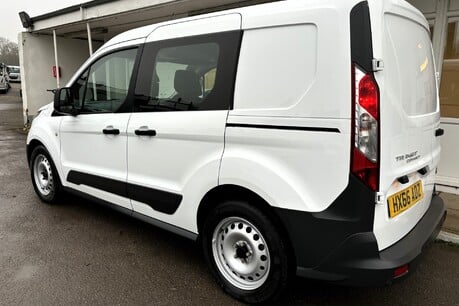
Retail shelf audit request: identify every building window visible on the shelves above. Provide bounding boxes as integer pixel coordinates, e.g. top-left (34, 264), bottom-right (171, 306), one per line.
top-left (440, 20), bottom-right (459, 118)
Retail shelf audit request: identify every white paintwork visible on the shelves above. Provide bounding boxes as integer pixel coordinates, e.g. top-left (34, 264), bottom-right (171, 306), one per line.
top-left (127, 111), bottom-right (229, 232)
top-left (146, 13), bottom-right (241, 42)
top-left (368, 0), bottom-right (441, 250)
top-left (27, 0), bottom-right (441, 262)
top-left (233, 24), bottom-right (318, 112)
top-left (221, 116), bottom-right (350, 212)
top-left (26, 103), bottom-right (64, 179)
top-left (60, 113), bottom-right (132, 210)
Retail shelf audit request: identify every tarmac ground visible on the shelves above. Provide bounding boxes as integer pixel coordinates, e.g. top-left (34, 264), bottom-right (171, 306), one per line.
top-left (1, 83), bottom-right (458, 305)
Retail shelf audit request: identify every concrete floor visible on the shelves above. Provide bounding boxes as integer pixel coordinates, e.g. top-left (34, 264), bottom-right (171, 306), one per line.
top-left (440, 192), bottom-right (459, 236)
top-left (0, 83), bottom-right (458, 305)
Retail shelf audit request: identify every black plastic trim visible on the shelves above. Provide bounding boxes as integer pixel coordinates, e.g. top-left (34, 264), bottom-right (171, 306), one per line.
top-left (226, 123), bottom-right (340, 133)
top-left (135, 129), bottom-right (157, 136)
top-left (397, 175), bottom-right (409, 184)
top-left (435, 128), bottom-right (444, 137)
top-left (67, 170), bottom-right (182, 215)
top-left (274, 175), bottom-right (375, 269)
top-left (127, 184), bottom-right (182, 215)
top-left (67, 170), bottom-right (127, 197)
top-left (350, 1), bottom-right (374, 72)
top-left (102, 128), bottom-right (120, 135)
top-left (418, 167), bottom-right (428, 175)
top-left (275, 188), bottom-right (446, 286)
top-left (63, 186), bottom-right (197, 241)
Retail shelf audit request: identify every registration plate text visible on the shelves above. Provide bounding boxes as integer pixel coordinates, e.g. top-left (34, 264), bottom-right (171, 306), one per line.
top-left (387, 180), bottom-right (424, 218)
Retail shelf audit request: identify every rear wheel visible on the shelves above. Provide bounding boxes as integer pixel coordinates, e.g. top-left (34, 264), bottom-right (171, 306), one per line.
top-left (30, 145), bottom-right (62, 204)
top-left (202, 200), bottom-right (292, 304)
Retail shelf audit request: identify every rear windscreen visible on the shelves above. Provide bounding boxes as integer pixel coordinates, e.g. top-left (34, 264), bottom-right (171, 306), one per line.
top-left (385, 14), bottom-right (437, 115)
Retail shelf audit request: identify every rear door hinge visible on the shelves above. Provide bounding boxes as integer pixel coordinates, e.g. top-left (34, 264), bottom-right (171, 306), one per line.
top-left (375, 192), bottom-right (385, 205)
top-left (372, 59), bottom-right (384, 71)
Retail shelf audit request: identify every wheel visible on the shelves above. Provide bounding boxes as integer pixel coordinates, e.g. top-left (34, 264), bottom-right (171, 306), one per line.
top-left (202, 200), bottom-right (292, 304)
top-left (30, 145), bottom-right (62, 204)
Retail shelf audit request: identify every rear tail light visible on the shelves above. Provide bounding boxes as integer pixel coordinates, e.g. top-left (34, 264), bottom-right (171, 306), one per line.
top-left (351, 64), bottom-right (380, 191)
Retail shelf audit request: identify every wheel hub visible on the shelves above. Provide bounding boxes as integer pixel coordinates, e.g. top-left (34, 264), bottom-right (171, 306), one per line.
top-left (212, 217), bottom-right (271, 290)
top-left (234, 241), bottom-right (253, 263)
top-left (33, 154), bottom-right (54, 196)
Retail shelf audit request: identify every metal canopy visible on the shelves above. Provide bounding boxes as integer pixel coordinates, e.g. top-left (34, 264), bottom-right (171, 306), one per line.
top-left (24, 0), bottom-right (275, 41)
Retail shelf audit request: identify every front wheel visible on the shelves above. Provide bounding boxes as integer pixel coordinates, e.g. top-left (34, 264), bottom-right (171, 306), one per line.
top-left (30, 145), bottom-right (62, 204)
top-left (202, 200), bottom-right (292, 304)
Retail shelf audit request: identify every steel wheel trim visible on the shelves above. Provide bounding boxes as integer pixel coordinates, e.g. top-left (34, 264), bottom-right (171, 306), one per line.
top-left (212, 216), bottom-right (271, 290)
top-left (33, 154), bottom-right (54, 196)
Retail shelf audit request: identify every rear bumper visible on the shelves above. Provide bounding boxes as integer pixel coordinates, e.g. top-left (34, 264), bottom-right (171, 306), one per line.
top-left (276, 193), bottom-right (446, 286)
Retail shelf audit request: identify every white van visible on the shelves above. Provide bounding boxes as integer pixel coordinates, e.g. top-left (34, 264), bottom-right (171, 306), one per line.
top-left (27, 0), bottom-right (446, 303)
top-left (7, 65), bottom-right (21, 83)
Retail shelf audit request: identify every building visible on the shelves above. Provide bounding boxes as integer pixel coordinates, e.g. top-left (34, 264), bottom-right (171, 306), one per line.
top-left (406, 0), bottom-right (459, 193)
top-left (18, 0), bottom-right (459, 192)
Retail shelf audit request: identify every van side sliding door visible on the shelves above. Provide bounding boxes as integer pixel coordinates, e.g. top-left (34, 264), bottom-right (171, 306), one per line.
top-left (127, 15), bottom-right (242, 232)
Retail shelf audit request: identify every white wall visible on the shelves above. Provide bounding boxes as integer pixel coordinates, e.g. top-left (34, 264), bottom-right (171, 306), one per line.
top-left (19, 33), bottom-right (102, 123)
top-left (408, 0), bottom-right (459, 190)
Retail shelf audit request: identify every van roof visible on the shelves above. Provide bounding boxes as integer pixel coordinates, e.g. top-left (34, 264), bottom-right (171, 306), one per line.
top-left (102, 0), bottom-right (364, 49)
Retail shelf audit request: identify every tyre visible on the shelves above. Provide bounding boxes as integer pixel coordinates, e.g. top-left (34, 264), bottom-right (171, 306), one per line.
top-left (30, 145), bottom-right (62, 204)
top-left (202, 200), bottom-right (292, 304)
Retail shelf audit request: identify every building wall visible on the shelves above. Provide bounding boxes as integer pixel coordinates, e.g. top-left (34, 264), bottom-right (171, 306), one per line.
top-left (408, 0), bottom-right (459, 192)
top-left (19, 33), bottom-right (102, 123)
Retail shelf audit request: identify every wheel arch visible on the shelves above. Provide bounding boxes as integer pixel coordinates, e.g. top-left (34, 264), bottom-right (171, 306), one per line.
top-left (27, 139), bottom-right (45, 167)
top-left (196, 184), bottom-right (296, 265)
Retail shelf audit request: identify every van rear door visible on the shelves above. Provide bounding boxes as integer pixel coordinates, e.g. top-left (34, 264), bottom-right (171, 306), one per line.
top-left (368, 0), bottom-right (441, 250)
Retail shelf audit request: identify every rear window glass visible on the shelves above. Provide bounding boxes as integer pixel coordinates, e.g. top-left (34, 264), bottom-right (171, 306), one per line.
top-left (385, 14), bottom-right (437, 115)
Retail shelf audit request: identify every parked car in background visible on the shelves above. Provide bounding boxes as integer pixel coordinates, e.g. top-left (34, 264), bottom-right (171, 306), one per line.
top-left (0, 63), bottom-right (10, 94)
top-left (7, 65), bottom-right (21, 83)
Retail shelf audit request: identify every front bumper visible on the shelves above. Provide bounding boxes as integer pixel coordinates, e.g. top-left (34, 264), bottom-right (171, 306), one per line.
top-left (275, 179), bottom-right (446, 286)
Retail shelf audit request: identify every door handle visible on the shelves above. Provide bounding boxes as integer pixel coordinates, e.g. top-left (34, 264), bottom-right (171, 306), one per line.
top-left (435, 128), bottom-right (444, 137)
top-left (135, 128), bottom-right (157, 137)
top-left (103, 127), bottom-right (120, 135)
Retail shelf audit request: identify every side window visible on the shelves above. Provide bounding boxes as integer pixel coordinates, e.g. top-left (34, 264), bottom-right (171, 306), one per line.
top-left (71, 48), bottom-right (137, 113)
top-left (134, 31), bottom-right (242, 112)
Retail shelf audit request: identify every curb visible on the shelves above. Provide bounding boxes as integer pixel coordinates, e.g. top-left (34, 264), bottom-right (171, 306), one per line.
top-left (436, 231), bottom-right (459, 244)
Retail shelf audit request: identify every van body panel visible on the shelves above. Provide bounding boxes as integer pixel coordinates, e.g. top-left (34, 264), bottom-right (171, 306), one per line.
top-left (127, 111), bottom-right (229, 233)
top-left (221, 115), bottom-right (351, 212)
top-left (233, 5), bottom-right (353, 120)
top-left (368, 0), bottom-right (441, 250)
top-left (60, 113), bottom-right (133, 211)
top-left (26, 1), bottom-right (446, 297)
top-left (146, 13), bottom-right (241, 42)
top-left (220, 125), bottom-right (349, 212)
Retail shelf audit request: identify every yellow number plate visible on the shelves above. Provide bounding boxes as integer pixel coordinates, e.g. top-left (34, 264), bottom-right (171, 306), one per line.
top-left (387, 180), bottom-right (424, 218)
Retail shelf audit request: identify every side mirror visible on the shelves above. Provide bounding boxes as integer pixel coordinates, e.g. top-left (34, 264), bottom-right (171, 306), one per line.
top-left (54, 87), bottom-right (78, 115)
